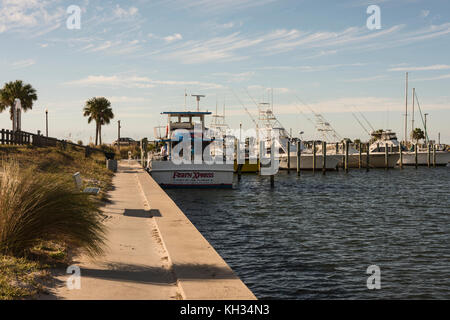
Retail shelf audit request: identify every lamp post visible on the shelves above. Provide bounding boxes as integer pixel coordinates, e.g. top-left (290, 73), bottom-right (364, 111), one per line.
top-left (117, 120), bottom-right (121, 152)
top-left (424, 113), bottom-right (429, 145)
top-left (45, 108), bottom-right (48, 137)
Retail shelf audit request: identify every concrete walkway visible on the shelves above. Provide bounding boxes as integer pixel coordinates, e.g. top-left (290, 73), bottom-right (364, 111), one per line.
top-left (45, 160), bottom-right (255, 300)
top-left (46, 161), bottom-right (179, 300)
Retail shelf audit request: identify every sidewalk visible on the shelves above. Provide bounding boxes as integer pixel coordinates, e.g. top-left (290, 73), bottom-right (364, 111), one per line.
top-left (44, 160), bottom-right (255, 300)
top-left (45, 161), bottom-right (180, 300)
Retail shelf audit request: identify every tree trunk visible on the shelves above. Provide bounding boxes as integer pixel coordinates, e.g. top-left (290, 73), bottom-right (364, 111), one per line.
top-left (10, 106), bottom-right (14, 130)
top-left (99, 125), bottom-right (102, 145)
top-left (95, 122), bottom-right (99, 146)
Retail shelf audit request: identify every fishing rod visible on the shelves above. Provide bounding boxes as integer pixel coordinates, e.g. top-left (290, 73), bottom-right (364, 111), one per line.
top-left (353, 106), bottom-right (375, 132)
top-left (352, 112), bottom-right (371, 136)
top-left (230, 89), bottom-right (258, 127)
top-left (293, 94), bottom-right (342, 141)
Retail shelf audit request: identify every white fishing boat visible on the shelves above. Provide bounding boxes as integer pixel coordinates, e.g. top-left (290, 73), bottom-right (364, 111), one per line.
top-left (400, 144), bottom-right (450, 166)
top-left (279, 139), bottom-right (341, 171)
top-left (366, 130), bottom-right (400, 168)
top-left (147, 110), bottom-right (234, 188)
top-left (253, 102), bottom-right (340, 171)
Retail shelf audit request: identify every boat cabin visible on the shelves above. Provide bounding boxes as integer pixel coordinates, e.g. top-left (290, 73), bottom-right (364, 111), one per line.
top-left (163, 111), bottom-right (211, 134)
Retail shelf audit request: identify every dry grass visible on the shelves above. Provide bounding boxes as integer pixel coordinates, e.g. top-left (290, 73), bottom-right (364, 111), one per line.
top-left (0, 255), bottom-right (47, 300)
top-left (0, 145), bottom-right (114, 201)
top-left (0, 161), bottom-right (106, 256)
top-left (0, 145), bottom-right (114, 299)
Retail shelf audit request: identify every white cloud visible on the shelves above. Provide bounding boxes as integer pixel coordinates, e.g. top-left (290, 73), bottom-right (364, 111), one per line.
top-left (109, 96), bottom-right (150, 103)
top-left (155, 21), bottom-right (450, 64)
top-left (212, 71), bottom-right (255, 83)
top-left (12, 58), bottom-right (36, 69)
top-left (343, 75), bottom-right (387, 83)
top-left (165, 0), bottom-right (275, 12)
top-left (164, 33), bottom-right (183, 43)
top-left (260, 63), bottom-right (366, 72)
top-left (0, 0), bottom-right (64, 34)
top-left (222, 22), bottom-right (234, 28)
top-left (79, 39), bottom-right (142, 55)
top-left (113, 5), bottom-right (139, 19)
top-left (415, 74), bottom-right (450, 81)
top-left (64, 74), bottom-right (224, 90)
top-left (388, 64), bottom-right (450, 72)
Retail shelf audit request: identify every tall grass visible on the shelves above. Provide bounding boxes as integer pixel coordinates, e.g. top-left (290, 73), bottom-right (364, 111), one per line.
top-left (0, 161), bottom-right (106, 257)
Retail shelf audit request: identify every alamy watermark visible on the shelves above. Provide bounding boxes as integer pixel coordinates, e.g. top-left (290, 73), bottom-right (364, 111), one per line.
top-left (367, 5), bottom-right (381, 30)
top-left (66, 265), bottom-right (81, 290)
top-left (366, 265), bottom-right (381, 290)
top-left (66, 5), bottom-right (82, 30)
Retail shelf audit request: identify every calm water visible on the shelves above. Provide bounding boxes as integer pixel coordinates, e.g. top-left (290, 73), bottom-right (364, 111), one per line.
top-left (166, 167), bottom-right (450, 299)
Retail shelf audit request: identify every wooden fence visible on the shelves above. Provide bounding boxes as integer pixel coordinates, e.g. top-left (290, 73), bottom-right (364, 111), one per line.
top-left (0, 129), bottom-right (58, 147)
top-left (0, 129), bottom-right (114, 158)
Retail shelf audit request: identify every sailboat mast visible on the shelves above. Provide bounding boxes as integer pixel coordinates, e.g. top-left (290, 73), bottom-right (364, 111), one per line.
top-left (404, 72), bottom-right (408, 144)
top-left (412, 87), bottom-right (415, 136)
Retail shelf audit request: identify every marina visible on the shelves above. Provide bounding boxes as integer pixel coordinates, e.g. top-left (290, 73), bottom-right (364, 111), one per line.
top-left (1, 0), bottom-right (450, 307)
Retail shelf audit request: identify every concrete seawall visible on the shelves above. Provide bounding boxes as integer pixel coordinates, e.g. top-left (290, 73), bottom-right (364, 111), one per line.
top-left (44, 160), bottom-right (255, 300)
top-left (136, 161), bottom-right (256, 300)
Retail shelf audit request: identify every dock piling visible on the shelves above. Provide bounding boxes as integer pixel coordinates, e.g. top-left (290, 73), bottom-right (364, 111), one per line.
top-left (432, 144), bottom-right (436, 168)
top-left (415, 143), bottom-right (418, 169)
top-left (358, 142), bottom-right (362, 169)
top-left (344, 140), bottom-right (349, 173)
top-left (287, 139), bottom-right (291, 173)
top-left (399, 142), bottom-right (403, 169)
top-left (366, 143), bottom-right (370, 172)
top-left (385, 143), bottom-right (389, 170)
top-left (322, 141), bottom-right (327, 175)
top-left (427, 144), bottom-right (431, 168)
top-left (312, 141), bottom-right (316, 173)
top-left (296, 140), bottom-right (301, 176)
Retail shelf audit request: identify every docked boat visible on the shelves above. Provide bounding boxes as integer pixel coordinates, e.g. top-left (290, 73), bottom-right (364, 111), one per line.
top-left (147, 111), bottom-right (234, 188)
top-left (400, 144), bottom-right (450, 166)
top-left (279, 140), bottom-right (341, 171)
top-left (252, 102), bottom-right (340, 171)
top-left (366, 130), bottom-right (400, 168)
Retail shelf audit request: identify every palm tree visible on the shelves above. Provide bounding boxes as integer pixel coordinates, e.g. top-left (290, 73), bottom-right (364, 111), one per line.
top-left (411, 128), bottom-right (425, 144)
top-left (83, 97), bottom-right (114, 146)
top-left (0, 80), bottom-right (38, 128)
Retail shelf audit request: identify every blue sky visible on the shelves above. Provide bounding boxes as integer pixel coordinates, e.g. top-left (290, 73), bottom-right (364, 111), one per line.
top-left (1, 0), bottom-right (449, 144)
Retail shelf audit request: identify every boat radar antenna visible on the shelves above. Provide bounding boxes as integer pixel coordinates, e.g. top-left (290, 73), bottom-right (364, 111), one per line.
top-left (192, 94), bottom-right (205, 112)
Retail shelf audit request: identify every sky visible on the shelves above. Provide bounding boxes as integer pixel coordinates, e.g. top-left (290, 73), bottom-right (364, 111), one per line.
top-left (0, 0), bottom-right (449, 144)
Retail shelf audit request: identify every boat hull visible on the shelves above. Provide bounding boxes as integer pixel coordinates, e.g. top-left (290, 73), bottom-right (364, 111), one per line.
top-left (341, 153), bottom-right (400, 168)
top-left (149, 161), bottom-right (234, 188)
top-left (279, 154), bottom-right (341, 170)
top-left (399, 151), bottom-right (450, 166)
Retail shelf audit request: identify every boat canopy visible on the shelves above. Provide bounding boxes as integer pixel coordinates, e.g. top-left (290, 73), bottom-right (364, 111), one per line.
top-left (161, 111), bottom-right (212, 116)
